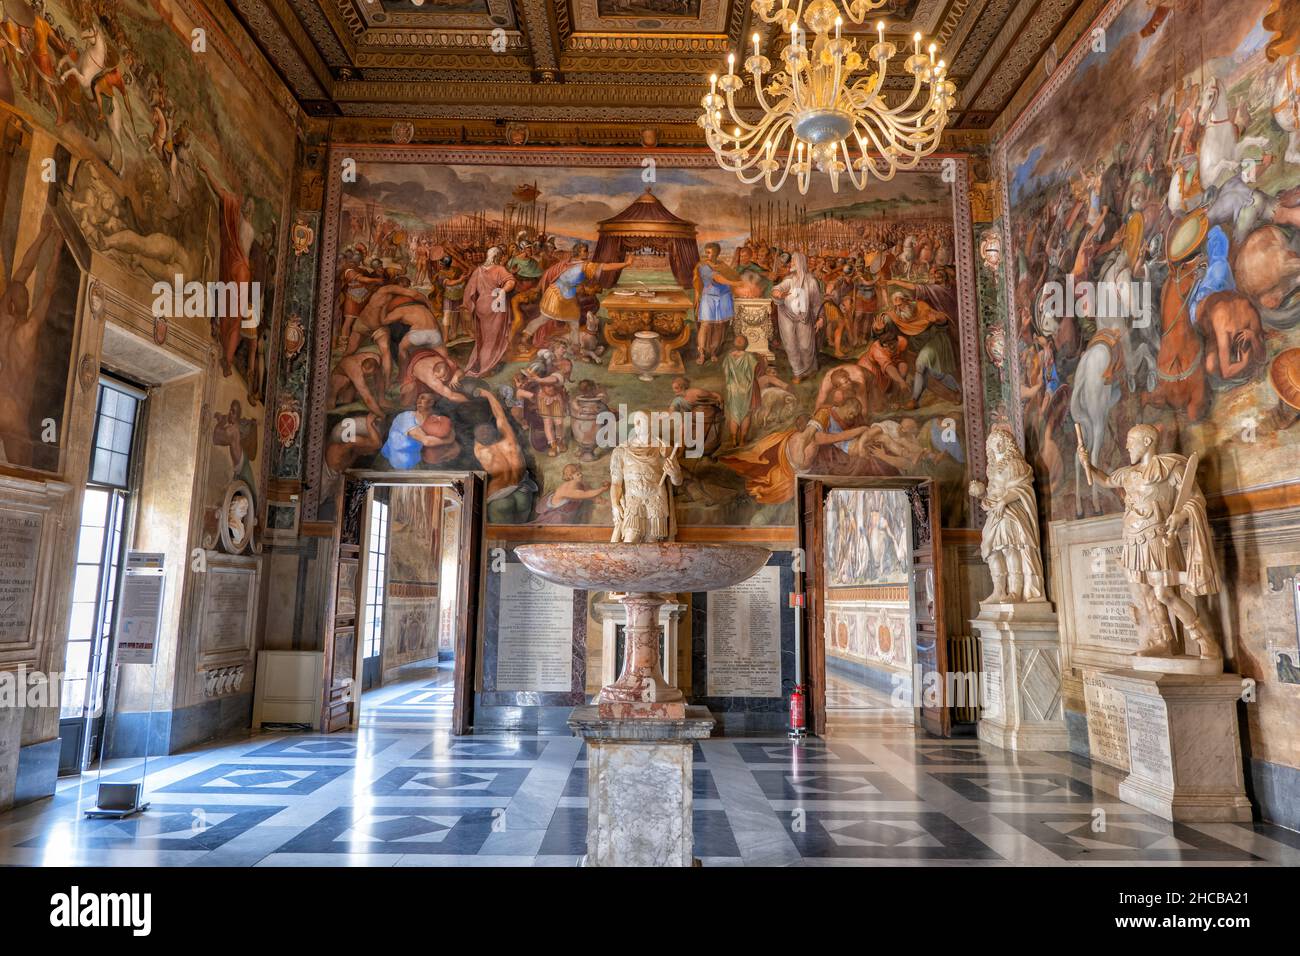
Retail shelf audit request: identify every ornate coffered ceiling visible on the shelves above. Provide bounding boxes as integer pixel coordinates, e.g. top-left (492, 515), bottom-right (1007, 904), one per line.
top-left (229, 0), bottom-right (1083, 141)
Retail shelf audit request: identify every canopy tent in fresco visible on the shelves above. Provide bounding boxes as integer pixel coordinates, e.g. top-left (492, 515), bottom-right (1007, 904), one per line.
top-left (593, 188), bottom-right (700, 289)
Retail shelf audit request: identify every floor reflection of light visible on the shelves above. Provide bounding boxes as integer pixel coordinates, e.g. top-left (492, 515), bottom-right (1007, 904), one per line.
top-left (39, 820), bottom-right (80, 866)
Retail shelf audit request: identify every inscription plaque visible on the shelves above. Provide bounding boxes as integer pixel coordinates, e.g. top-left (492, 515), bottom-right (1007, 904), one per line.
top-left (0, 511), bottom-right (41, 645)
top-left (1071, 544), bottom-right (1139, 653)
top-left (981, 641), bottom-right (1004, 719)
top-left (496, 564), bottom-right (573, 692)
top-left (1125, 694), bottom-right (1173, 788)
top-left (706, 565), bottom-right (781, 698)
top-left (203, 568), bottom-right (254, 654)
top-left (1083, 672), bottom-right (1131, 771)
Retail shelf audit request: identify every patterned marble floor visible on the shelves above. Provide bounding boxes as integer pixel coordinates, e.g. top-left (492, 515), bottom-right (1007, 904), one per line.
top-left (0, 663), bottom-right (1296, 867)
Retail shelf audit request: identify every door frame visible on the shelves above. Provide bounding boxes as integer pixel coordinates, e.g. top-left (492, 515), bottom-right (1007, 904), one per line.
top-left (322, 470), bottom-right (485, 734)
top-left (797, 475), bottom-right (950, 738)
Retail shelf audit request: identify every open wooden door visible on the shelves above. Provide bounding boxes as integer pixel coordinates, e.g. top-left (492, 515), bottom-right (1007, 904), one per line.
top-left (798, 477), bottom-right (829, 737)
top-left (320, 476), bottom-right (370, 733)
top-left (450, 473), bottom-right (484, 736)
top-left (908, 478), bottom-right (949, 737)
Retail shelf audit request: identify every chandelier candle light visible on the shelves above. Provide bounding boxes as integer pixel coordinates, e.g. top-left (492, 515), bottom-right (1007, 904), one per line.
top-left (700, 0), bottom-right (956, 193)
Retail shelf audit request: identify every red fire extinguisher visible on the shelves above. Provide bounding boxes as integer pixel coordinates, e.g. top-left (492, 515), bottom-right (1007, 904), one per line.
top-left (788, 682), bottom-right (807, 739)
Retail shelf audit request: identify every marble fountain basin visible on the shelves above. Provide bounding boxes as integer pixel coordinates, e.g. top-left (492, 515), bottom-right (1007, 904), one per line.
top-left (514, 542), bottom-right (770, 593)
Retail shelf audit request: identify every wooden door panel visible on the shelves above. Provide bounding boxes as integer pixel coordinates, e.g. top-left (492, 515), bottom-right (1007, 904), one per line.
top-left (908, 480), bottom-right (948, 737)
top-left (798, 479), bottom-right (828, 736)
top-left (320, 477), bottom-right (370, 733)
top-left (451, 474), bottom-right (483, 735)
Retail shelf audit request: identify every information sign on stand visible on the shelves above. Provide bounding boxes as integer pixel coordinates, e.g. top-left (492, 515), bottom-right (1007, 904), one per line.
top-left (85, 551), bottom-right (166, 820)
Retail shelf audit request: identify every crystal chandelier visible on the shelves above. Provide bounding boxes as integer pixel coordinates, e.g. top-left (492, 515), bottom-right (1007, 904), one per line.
top-left (699, 0), bottom-right (956, 194)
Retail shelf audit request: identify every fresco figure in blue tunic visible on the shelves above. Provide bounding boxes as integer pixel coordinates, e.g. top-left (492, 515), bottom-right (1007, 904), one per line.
top-left (693, 242), bottom-right (739, 365)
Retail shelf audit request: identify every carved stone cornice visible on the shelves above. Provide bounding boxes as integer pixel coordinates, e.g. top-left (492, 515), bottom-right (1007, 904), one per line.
top-left (356, 68), bottom-right (536, 83)
top-left (562, 35), bottom-right (736, 56)
top-left (322, 114), bottom-right (989, 151)
top-left (334, 77), bottom-right (755, 110)
top-left (357, 30), bottom-right (528, 50)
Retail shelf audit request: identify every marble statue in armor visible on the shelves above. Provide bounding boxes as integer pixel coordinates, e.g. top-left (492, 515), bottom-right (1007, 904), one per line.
top-left (1077, 423), bottom-right (1222, 659)
top-left (609, 410), bottom-right (683, 544)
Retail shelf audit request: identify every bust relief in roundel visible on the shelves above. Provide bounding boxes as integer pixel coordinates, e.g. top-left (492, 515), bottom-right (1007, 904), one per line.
top-left (219, 480), bottom-right (257, 555)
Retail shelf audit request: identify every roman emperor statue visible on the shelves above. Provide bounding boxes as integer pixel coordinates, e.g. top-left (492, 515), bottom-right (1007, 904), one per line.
top-left (1077, 424), bottom-right (1222, 659)
top-left (969, 426), bottom-right (1046, 604)
top-left (609, 410), bottom-right (683, 544)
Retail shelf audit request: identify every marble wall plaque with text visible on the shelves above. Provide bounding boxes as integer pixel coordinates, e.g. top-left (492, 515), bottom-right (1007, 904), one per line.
top-left (0, 510), bottom-right (41, 645)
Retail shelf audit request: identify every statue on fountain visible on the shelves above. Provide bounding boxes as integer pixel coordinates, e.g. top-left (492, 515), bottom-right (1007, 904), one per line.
top-left (970, 426), bottom-right (1046, 604)
top-left (1076, 424), bottom-right (1222, 661)
top-left (609, 409), bottom-right (683, 544)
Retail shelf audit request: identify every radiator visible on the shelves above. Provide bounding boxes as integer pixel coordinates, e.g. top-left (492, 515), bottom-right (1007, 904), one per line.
top-left (947, 633), bottom-right (981, 724)
top-left (252, 651), bottom-right (325, 729)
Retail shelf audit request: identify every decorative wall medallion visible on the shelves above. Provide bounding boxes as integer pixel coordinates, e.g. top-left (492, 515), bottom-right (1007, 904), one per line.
top-left (218, 479), bottom-right (257, 555)
top-left (88, 280), bottom-right (105, 321)
top-left (506, 122), bottom-right (529, 145)
top-left (640, 128), bottom-right (658, 148)
top-left (283, 313), bottom-right (306, 358)
top-left (276, 398), bottom-right (302, 448)
top-left (291, 219), bottom-right (316, 256)
top-left (78, 354), bottom-right (97, 392)
top-left (153, 314), bottom-right (168, 346)
top-left (391, 120), bottom-right (415, 144)
top-left (985, 325), bottom-right (1006, 371)
top-left (979, 228), bottom-right (1002, 271)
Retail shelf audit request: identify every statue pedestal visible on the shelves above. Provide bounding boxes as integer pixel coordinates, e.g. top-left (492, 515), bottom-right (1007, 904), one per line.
top-left (1082, 668), bottom-right (1252, 823)
top-left (567, 705), bottom-right (714, 867)
top-left (973, 601), bottom-right (1070, 751)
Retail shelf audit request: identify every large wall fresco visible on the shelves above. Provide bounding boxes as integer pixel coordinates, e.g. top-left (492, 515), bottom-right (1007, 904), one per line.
top-left (1002, 0), bottom-right (1300, 521)
top-left (0, 0), bottom-right (293, 524)
top-left (313, 157), bottom-right (979, 527)
top-left (0, 115), bottom-right (82, 474)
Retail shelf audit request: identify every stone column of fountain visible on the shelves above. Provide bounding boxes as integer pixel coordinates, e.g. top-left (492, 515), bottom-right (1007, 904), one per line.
top-left (516, 411), bottom-right (769, 866)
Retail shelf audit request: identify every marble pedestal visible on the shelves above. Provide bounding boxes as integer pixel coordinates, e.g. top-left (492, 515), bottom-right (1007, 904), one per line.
top-left (972, 601), bottom-right (1069, 751)
top-left (1083, 669), bottom-right (1252, 823)
top-left (568, 705), bottom-right (714, 867)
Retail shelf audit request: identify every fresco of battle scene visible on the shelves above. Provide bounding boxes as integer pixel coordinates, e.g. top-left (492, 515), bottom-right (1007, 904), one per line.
top-left (0, 0), bottom-right (291, 534)
top-left (1004, 0), bottom-right (1300, 520)
top-left (319, 162), bottom-right (973, 527)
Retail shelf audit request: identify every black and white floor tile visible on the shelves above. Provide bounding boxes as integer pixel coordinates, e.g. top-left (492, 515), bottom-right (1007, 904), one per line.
top-left (0, 663), bottom-right (1296, 867)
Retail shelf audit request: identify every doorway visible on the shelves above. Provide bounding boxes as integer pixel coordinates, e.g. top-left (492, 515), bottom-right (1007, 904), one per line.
top-left (322, 472), bottom-right (484, 734)
top-left (59, 376), bottom-right (147, 774)
top-left (819, 486), bottom-right (917, 733)
top-left (798, 475), bottom-right (951, 738)
top-left (358, 484), bottom-right (458, 692)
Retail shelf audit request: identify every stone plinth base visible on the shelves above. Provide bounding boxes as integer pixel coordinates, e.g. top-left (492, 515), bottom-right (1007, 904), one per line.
top-left (597, 699), bottom-right (686, 719)
top-left (972, 601), bottom-right (1069, 751)
top-left (1127, 654), bottom-right (1223, 676)
top-left (1083, 669), bottom-right (1252, 823)
top-left (568, 705), bottom-right (714, 867)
